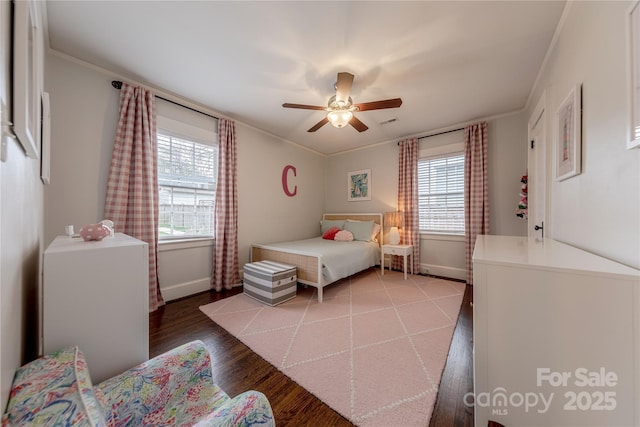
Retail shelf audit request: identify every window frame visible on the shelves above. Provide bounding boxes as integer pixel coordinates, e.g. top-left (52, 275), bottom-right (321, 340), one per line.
top-left (156, 116), bottom-right (218, 241)
top-left (418, 141), bottom-right (465, 236)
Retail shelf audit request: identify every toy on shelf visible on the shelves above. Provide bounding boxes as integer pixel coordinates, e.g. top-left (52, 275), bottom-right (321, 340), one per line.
top-left (516, 173), bottom-right (528, 219)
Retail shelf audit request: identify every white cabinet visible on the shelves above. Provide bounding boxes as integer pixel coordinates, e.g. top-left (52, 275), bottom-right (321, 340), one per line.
top-left (43, 233), bottom-right (149, 382)
top-left (473, 235), bottom-right (640, 427)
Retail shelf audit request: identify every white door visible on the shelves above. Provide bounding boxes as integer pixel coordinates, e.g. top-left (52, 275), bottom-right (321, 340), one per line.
top-left (528, 94), bottom-right (547, 239)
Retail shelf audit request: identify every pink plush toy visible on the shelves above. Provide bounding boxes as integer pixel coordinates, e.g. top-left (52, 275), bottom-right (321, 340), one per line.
top-left (79, 223), bottom-right (111, 241)
top-left (334, 230), bottom-right (354, 241)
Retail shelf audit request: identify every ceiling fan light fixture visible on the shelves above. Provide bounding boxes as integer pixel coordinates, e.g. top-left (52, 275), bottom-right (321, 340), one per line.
top-left (327, 109), bottom-right (353, 128)
top-left (283, 72), bottom-right (402, 133)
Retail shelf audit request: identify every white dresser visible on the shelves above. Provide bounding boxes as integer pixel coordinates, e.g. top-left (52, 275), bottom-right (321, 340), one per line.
top-left (43, 233), bottom-right (149, 382)
top-left (473, 235), bottom-right (640, 427)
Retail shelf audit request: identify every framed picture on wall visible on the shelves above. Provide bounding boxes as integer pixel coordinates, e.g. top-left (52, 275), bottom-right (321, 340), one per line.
top-left (347, 169), bottom-right (371, 201)
top-left (41, 92), bottom-right (51, 184)
top-left (13, 0), bottom-right (40, 159)
top-left (628, 0), bottom-right (640, 149)
top-left (556, 84), bottom-right (582, 181)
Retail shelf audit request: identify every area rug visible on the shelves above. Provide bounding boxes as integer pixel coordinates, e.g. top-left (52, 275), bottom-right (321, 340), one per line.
top-left (199, 268), bottom-right (465, 426)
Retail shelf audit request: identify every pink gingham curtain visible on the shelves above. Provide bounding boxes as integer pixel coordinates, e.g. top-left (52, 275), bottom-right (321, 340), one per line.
top-left (212, 118), bottom-right (240, 291)
top-left (464, 122), bottom-right (489, 285)
top-left (104, 83), bottom-right (164, 311)
top-left (393, 137), bottom-right (420, 274)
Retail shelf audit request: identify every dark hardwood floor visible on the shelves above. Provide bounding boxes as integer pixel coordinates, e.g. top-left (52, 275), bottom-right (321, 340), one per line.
top-left (149, 275), bottom-right (474, 426)
top-left (429, 283), bottom-right (474, 427)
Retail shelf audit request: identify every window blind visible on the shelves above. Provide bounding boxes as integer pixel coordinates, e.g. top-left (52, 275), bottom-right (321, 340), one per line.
top-left (157, 132), bottom-right (218, 238)
top-left (418, 153), bottom-right (465, 233)
top-left (157, 134), bottom-right (217, 190)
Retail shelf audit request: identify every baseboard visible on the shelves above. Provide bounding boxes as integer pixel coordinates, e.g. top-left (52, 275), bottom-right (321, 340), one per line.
top-left (419, 263), bottom-right (466, 281)
top-left (161, 277), bottom-right (211, 301)
top-left (161, 273), bottom-right (245, 301)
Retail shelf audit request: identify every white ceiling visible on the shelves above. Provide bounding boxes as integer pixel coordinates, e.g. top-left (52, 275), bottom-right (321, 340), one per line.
top-left (44, 1), bottom-right (566, 155)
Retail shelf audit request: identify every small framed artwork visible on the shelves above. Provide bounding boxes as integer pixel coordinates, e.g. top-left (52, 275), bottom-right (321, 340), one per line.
top-left (628, 0), bottom-right (640, 149)
top-left (556, 84), bottom-right (582, 181)
top-left (347, 169), bottom-right (371, 201)
top-left (13, 0), bottom-right (40, 159)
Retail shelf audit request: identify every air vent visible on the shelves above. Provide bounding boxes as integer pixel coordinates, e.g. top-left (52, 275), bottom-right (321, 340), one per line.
top-left (380, 117), bottom-right (398, 125)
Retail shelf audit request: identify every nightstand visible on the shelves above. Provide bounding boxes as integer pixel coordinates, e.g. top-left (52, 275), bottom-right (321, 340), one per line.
top-left (381, 244), bottom-right (414, 280)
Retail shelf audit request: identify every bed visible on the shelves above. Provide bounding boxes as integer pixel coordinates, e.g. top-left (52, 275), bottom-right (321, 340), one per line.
top-left (250, 213), bottom-right (383, 302)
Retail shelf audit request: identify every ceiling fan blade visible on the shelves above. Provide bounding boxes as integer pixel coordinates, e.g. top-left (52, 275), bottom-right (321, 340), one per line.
top-left (349, 115), bottom-right (369, 132)
top-left (354, 98), bottom-right (403, 111)
top-left (308, 117), bottom-right (329, 132)
top-left (283, 103), bottom-right (326, 111)
top-left (335, 72), bottom-right (354, 105)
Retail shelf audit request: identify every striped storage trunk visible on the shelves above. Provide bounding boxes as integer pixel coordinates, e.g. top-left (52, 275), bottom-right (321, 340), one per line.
top-left (243, 260), bottom-right (297, 306)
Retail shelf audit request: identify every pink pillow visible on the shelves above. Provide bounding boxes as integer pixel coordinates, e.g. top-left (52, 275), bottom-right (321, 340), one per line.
top-left (334, 230), bottom-right (354, 241)
top-left (322, 227), bottom-right (341, 240)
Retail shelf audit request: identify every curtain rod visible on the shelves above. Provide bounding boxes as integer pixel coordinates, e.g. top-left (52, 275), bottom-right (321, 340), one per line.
top-left (111, 80), bottom-right (219, 120)
top-left (398, 127), bottom-right (465, 145)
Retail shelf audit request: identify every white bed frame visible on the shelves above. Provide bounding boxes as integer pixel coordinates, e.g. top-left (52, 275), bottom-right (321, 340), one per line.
top-left (250, 213), bottom-right (383, 302)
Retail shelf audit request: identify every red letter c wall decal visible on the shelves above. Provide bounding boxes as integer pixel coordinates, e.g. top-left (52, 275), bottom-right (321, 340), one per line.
top-left (282, 165), bottom-right (297, 197)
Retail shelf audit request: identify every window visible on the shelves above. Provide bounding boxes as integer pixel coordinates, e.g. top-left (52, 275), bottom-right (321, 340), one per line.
top-left (418, 153), bottom-right (465, 233)
top-left (157, 132), bottom-right (218, 239)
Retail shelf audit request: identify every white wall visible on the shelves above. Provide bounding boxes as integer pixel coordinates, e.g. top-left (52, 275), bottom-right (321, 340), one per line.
top-left (488, 112), bottom-right (529, 237)
top-left (324, 141), bottom-right (398, 215)
top-left (0, 0), bottom-right (46, 407)
top-left (237, 125), bottom-right (326, 264)
top-left (527, 1), bottom-right (640, 269)
top-left (44, 53), bottom-right (120, 244)
top-left (44, 52), bottom-right (326, 301)
top-left (325, 112), bottom-right (528, 280)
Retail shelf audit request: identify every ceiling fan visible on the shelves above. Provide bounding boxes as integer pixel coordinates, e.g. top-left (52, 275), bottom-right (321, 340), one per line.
top-left (282, 72), bottom-right (402, 133)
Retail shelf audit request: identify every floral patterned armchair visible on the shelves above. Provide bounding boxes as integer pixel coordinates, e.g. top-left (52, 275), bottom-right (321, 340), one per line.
top-left (2, 340), bottom-right (274, 426)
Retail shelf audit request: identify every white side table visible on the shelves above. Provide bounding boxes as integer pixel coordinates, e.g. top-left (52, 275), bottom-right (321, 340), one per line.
top-left (381, 244), bottom-right (414, 280)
